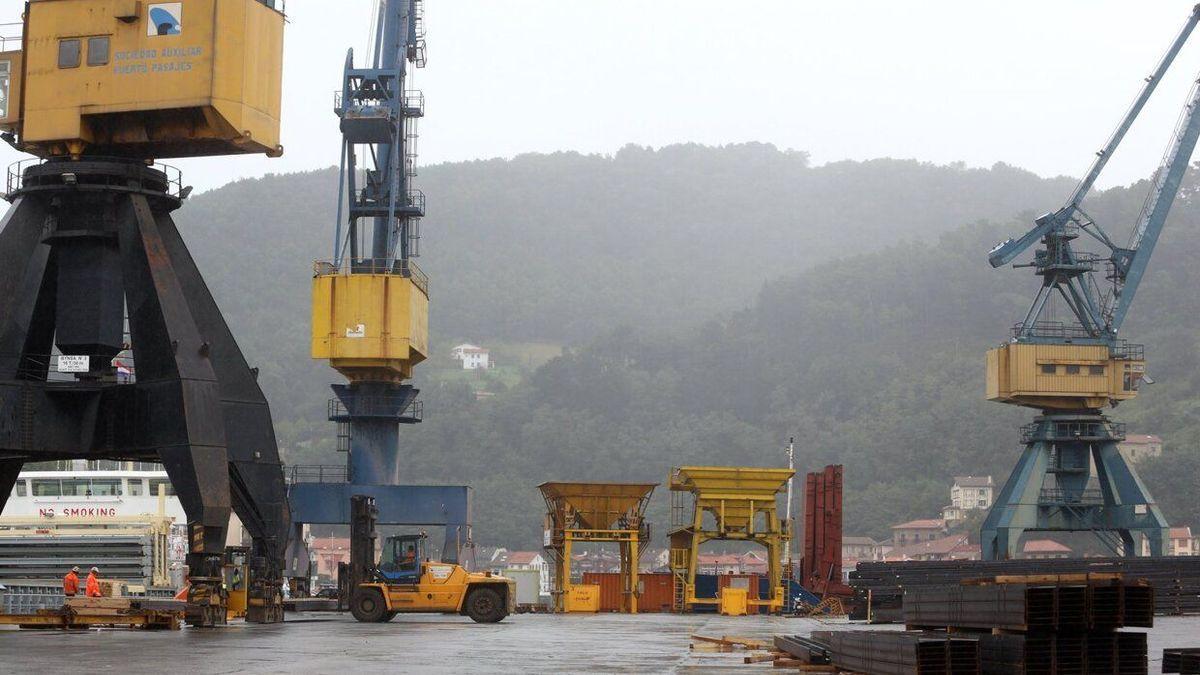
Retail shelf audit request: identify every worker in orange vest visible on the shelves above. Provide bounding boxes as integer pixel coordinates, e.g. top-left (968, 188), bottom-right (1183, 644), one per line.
top-left (63, 566), bottom-right (81, 597)
top-left (85, 567), bottom-right (102, 598)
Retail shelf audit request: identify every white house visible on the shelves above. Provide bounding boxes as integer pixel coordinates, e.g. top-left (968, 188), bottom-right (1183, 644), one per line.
top-left (450, 343), bottom-right (491, 370)
top-left (951, 476), bottom-right (994, 512)
top-left (498, 550), bottom-right (551, 595)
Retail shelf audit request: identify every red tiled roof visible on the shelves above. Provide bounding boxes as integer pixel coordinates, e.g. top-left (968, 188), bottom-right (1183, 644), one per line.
top-left (506, 551), bottom-right (542, 565)
top-left (1170, 527), bottom-right (1193, 539)
top-left (697, 554), bottom-right (743, 565)
top-left (1023, 539), bottom-right (1071, 553)
top-left (892, 519), bottom-right (945, 530)
top-left (310, 537), bottom-right (350, 550)
top-left (1122, 434), bottom-right (1162, 444)
top-left (886, 534), bottom-right (969, 560)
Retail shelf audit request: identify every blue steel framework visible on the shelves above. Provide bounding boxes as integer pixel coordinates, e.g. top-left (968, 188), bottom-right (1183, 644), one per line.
top-left (288, 0), bottom-right (470, 566)
top-left (981, 5), bottom-right (1200, 559)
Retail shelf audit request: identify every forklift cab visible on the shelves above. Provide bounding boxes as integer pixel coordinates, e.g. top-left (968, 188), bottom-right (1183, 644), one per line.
top-left (377, 533), bottom-right (427, 584)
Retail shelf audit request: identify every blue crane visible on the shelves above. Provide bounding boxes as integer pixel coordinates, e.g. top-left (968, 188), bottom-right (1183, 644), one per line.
top-left (988, 4), bottom-right (1200, 342)
top-left (980, 4), bottom-right (1200, 560)
top-left (289, 1), bottom-right (474, 579)
top-left (333, 0), bottom-right (427, 269)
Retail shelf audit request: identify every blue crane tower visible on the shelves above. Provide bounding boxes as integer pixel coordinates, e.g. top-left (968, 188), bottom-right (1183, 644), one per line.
top-left (289, 0), bottom-right (472, 576)
top-left (981, 4), bottom-right (1200, 559)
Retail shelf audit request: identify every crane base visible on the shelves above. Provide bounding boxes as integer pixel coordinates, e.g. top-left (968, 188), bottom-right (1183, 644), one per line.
top-left (0, 159), bottom-right (290, 612)
top-left (981, 413), bottom-right (1169, 560)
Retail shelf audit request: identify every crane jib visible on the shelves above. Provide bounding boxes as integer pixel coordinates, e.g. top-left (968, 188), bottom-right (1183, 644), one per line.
top-left (993, 3), bottom-right (1200, 341)
top-left (988, 4), bottom-right (1200, 272)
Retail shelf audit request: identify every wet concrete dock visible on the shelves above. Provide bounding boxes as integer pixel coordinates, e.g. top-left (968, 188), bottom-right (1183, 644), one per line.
top-left (1, 612), bottom-right (1197, 673)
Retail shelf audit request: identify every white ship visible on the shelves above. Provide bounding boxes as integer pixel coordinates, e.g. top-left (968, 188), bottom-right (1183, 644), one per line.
top-left (4, 462), bottom-right (187, 523)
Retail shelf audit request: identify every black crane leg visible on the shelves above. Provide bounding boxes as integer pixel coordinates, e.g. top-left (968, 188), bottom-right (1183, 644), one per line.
top-left (119, 193), bottom-right (232, 626)
top-left (0, 459), bottom-right (22, 511)
top-left (153, 211), bottom-right (291, 623)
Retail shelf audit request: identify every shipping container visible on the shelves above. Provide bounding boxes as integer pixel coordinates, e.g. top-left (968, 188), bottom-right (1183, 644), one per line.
top-left (581, 572), bottom-right (676, 613)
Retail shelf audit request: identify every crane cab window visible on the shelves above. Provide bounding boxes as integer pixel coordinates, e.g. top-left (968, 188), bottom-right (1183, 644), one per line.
top-left (87, 37), bottom-right (111, 66)
top-left (58, 39), bottom-right (82, 69)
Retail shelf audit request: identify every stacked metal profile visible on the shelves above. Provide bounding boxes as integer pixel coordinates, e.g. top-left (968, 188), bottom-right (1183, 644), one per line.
top-left (850, 557), bottom-right (1200, 621)
top-left (808, 630), bottom-right (980, 675)
top-left (1164, 648), bottom-right (1200, 674)
top-left (0, 535), bottom-right (152, 582)
top-left (903, 578), bottom-right (1151, 675)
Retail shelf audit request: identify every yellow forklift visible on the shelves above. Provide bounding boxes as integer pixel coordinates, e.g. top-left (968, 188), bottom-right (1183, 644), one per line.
top-left (347, 496), bottom-right (514, 623)
top-left (223, 547), bottom-right (250, 621)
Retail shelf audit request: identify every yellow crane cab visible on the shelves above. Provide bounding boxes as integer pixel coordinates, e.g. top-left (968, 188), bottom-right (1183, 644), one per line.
top-left (351, 533), bottom-right (515, 624)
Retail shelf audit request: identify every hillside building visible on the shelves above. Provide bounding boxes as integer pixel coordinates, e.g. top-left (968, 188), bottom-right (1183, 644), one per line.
top-left (891, 519), bottom-right (948, 547)
top-left (451, 343), bottom-right (492, 370)
top-left (951, 476), bottom-right (994, 511)
top-left (1118, 434), bottom-right (1163, 464)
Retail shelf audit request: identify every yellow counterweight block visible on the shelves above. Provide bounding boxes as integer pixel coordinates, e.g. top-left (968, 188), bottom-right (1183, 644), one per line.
top-left (311, 272), bottom-right (429, 383)
top-left (986, 343), bottom-right (1145, 411)
top-left (5, 0), bottom-right (284, 159)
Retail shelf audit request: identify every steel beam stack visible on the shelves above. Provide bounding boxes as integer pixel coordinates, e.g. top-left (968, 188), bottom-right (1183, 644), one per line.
top-left (904, 582), bottom-right (1153, 632)
top-left (901, 576), bottom-right (1149, 675)
top-left (1165, 648), bottom-right (1200, 674)
top-left (809, 630), bottom-right (980, 675)
top-left (849, 556), bottom-right (1200, 621)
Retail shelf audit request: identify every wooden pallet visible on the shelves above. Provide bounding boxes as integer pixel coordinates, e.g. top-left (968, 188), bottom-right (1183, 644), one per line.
top-left (960, 572), bottom-right (1124, 586)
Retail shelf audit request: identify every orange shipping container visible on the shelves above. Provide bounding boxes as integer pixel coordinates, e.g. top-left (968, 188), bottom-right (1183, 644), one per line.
top-left (581, 573), bottom-right (676, 613)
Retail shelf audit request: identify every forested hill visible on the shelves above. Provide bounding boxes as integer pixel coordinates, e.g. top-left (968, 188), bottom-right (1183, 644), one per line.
top-left (178, 143), bottom-right (1075, 346)
top-left (170, 145), bottom-right (1199, 547)
top-left (385, 173), bottom-right (1200, 547)
top-left (174, 145), bottom-right (1077, 451)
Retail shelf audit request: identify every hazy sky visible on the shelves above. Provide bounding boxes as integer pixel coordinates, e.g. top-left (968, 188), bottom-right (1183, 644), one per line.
top-left (4, 0), bottom-right (1200, 193)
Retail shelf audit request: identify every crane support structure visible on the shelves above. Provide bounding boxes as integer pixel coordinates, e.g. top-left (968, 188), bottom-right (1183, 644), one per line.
top-left (668, 466), bottom-right (793, 613)
top-left (0, 0), bottom-right (291, 627)
top-left (981, 5), bottom-right (1200, 560)
top-left (539, 482), bottom-right (656, 613)
top-left (295, 0), bottom-right (472, 566)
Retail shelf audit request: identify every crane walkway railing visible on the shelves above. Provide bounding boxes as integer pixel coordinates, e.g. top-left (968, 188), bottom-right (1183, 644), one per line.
top-left (0, 22), bottom-right (22, 52)
top-left (6, 159), bottom-right (185, 200)
top-left (312, 257), bottom-right (428, 295)
top-left (288, 465), bottom-right (348, 485)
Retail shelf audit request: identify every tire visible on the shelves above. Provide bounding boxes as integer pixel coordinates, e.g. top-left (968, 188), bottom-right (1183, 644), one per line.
top-left (382, 611), bottom-right (398, 622)
top-left (350, 588), bottom-right (387, 623)
top-left (464, 586), bottom-right (507, 623)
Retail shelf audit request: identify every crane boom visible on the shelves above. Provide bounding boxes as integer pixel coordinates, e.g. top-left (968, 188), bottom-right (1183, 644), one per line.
top-left (988, 3), bottom-right (1200, 269)
top-left (1107, 75), bottom-right (1200, 331)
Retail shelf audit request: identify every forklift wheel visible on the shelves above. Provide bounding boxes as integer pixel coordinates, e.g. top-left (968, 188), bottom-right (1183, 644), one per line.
top-left (350, 588), bottom-right (387, 623)
top-left (464, 587), bottom-right (507, 623)
top-left (382, 611), bottom-right (398, 622)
